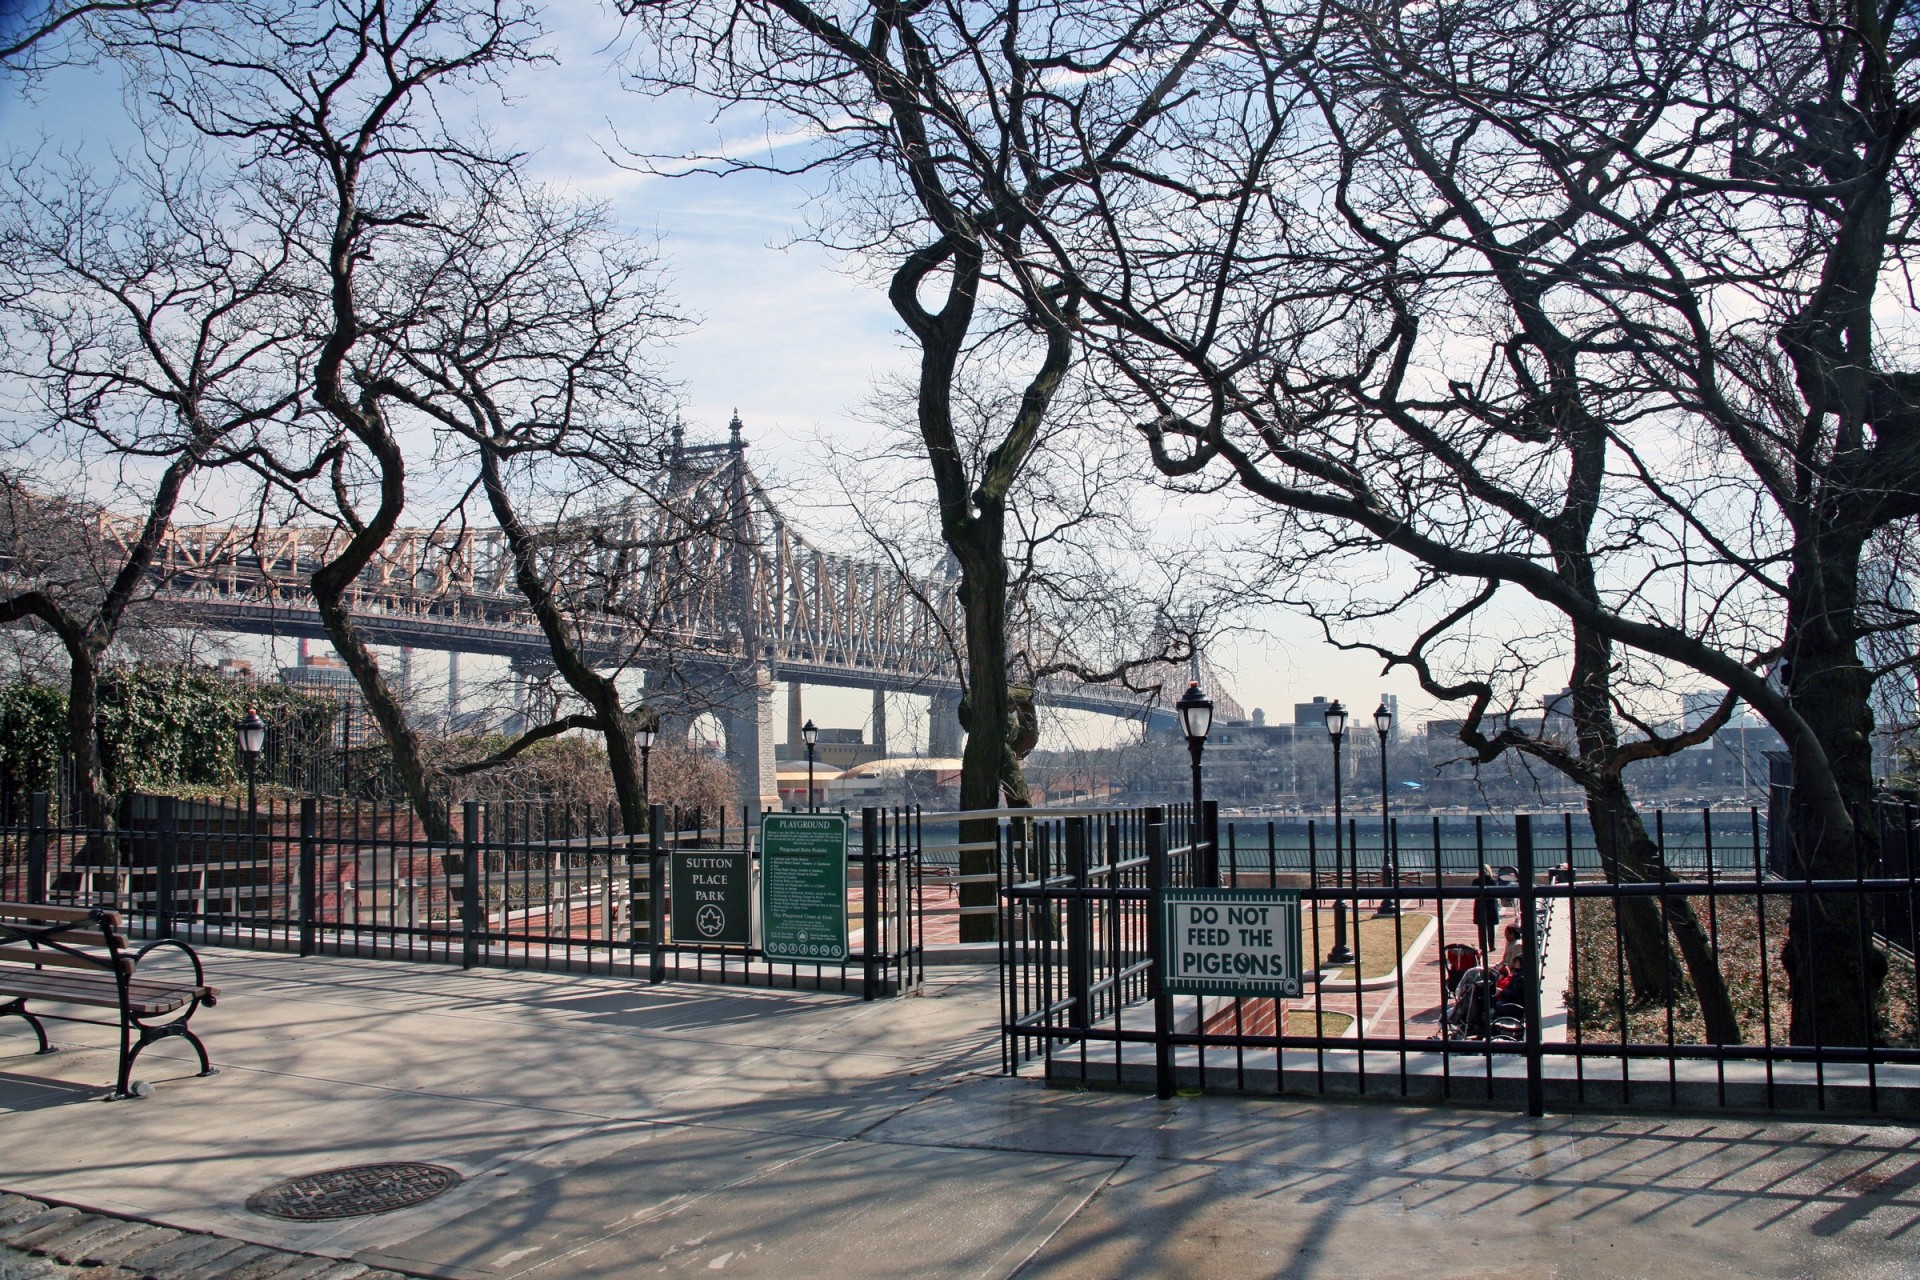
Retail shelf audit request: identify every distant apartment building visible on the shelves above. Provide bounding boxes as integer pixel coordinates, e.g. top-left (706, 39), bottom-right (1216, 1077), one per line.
top-left (778, 726), bottom-right (882, 772)
top-left (1424, 712), bottom-right (1511, 740)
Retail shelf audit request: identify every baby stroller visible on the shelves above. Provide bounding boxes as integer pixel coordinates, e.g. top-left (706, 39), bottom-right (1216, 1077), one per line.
top-left (1441, 943), bottom-right (1480, 998)
top-left (1440, 946), bottom-right (1526, 1041)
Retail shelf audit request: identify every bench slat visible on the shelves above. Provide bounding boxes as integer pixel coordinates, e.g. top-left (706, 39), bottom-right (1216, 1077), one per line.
top-left (0, 926), bottom-right (128, 951)
top-left (0, 902), bottom-right (118, 926)
top-left (0, 970), bottom-right (212, 1015)
top-left (0, 946), bottom-right (117, 973)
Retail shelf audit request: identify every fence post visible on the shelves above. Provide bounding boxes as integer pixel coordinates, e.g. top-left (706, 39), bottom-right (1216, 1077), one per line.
top-left (1064, 816), bottom-right (1091, 1029)
top-left (1203, 800), bottom-right (1221, 888)
top-left (298, 798), bottom-right (317, 956)
top-left (461, 801), bottom-right (480, 970)
top-left (862, 807), bottom-right (880, 1001)
top-left (1517, 812), bottom-right (1544, 1118)
top-left (1145, 817), bottom-right (1175, 1099)
top-left (155, 795), bottom-right (177, 940)
top-left (26, 791), bottom-right (48, 905)
top-left (648, 803), bottom-right (666, 984)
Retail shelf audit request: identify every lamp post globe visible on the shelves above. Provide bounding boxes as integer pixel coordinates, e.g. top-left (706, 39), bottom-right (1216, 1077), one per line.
top-left (1373, 701), bottom-right (1399, 915)
top-left (801, 718), bottom-right (819, 812)
top-left (236, 707), bottom-right (266, 818)
top-left (1176, 681), bottom-right (1215, 885)
top-left (635, 718), bottom-right (658, 812)
top-left (1323, 700), bottom-right (1353, 966)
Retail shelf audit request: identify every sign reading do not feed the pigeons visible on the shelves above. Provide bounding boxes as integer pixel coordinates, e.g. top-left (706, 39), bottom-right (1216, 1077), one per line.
top-left (759, 812), bottom-right (849, 963)
top-left (1159, 889), bottom-right (1305, 998)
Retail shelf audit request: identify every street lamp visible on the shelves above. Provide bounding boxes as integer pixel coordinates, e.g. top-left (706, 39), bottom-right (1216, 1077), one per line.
top-left (635, 716), bottom-right (658, 810)
top-left (1177, 681), bottom-right (1215, 884)
top-left (236, 707), bottom-right (266, 818)
top-left (801, 718), bottom-right (819, 812)
top-left (1374, 701), bottom-right (1399, 915)
top-left (1324, 699), bottom-right (1353, 966)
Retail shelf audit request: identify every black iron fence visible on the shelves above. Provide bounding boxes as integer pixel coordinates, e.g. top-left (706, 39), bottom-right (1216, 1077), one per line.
top-left (1005, 805), bottom-right (1920, 1117)
top-left (0, 794), bottom-right (922, 999)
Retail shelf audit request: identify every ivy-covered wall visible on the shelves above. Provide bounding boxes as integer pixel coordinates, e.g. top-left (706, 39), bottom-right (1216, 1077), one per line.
top-left (0, 665), bottom-right (338, 799)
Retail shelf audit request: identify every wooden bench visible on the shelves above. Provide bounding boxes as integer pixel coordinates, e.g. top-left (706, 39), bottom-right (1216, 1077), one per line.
top-left (0, 901), bottom-right (218, 1099)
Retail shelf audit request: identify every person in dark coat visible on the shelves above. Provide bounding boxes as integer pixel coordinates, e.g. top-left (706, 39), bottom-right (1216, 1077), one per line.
top-left (1472, 864), bottom-right (1500, 956)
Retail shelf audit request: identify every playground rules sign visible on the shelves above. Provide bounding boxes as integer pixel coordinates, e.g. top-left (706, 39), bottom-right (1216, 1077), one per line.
top-left (1159, 889), bottom-right (1304, 998)
top-left (760, 813), bottom-right (850, 963)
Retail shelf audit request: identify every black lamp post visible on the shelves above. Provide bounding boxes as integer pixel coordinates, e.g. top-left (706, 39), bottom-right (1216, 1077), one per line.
top-left (635, 717), bottom-right (657, 810)
top-left (1177, 680), bottom-right (1214, 884)
top-left (1374, 701), bottom-right (1399, 915)
top-left (801, 718), bottom-right (819, 812)
top-left (237, 707), bottom-right (266, 819)
top-left (1324, 699), bottom-right (1353, 966)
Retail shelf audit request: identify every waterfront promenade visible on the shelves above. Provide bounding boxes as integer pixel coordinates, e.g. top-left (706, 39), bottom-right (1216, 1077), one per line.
top-left (2, 950), bottom-right (1917, 1279)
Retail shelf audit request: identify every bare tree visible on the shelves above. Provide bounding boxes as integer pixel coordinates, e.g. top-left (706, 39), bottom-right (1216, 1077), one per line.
top-left (1056, 0), bottom-right (1920, 1044)
top-left (826, 375), bottom-right (1222, 787)
top-left (131, 0), bottom-right (548, 838)
top-left (621, 0), bottom-right (1235, 822)
top-left (0, 148), bottom-right (299, 825)
top-left (0, 0), bottom-right (196, 70)
top-left (365, 177), bottom-right (723, 835)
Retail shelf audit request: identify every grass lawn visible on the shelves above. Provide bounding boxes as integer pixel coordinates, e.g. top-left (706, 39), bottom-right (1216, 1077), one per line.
top-left (1306, 909), bottom-right (1433, 981)
top-left (1284, 1009), bottom-right (1355, 1036)
top-left (1570, 895), bottom-right (1919, 1047)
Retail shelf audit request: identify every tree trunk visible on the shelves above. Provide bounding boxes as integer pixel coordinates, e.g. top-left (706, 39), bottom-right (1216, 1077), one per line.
top-left (62, 639), bottom-right (115, 869)
top-left (1558, 594), bottom-right (1741, 1037)
top-left (309, 579), bottom-right (451, 840)
top-left (475, 443), bottom-right (648, 835)
top-left (1585, 789), bottom-right (1679, 1002)
top-left (1588, 774), bottom-right (1743, 1044)
top-left (955, 509), bottom-right (1014, 941)
top-left (1781, 534), bottom-right (1886, 1045)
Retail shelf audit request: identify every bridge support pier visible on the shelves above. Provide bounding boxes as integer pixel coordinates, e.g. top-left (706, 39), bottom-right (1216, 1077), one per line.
top-left (928, 689), bottom-right (963, 758)
top-left (871, 687), bottom-right (887, 758)
top-left (717, 665), bottom-right (781, 823)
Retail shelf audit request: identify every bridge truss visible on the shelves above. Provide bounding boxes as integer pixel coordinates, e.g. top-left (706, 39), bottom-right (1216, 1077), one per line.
top-left (22, 421), bottom-right (1241, 810)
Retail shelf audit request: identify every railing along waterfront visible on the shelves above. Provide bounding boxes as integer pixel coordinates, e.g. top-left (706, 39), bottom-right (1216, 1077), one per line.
top-left (1002, 804), bottom-right (1920, 1117)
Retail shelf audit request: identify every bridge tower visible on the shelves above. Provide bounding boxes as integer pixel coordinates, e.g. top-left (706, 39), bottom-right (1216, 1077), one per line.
top-left (720, 413), bottom-right (780, 819)
top-left (927, 553), bottom-right (965, 757)
top-left (928, 689), bottom-right (963, 757)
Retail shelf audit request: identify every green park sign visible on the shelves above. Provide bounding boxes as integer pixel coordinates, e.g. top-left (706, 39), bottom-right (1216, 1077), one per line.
top-left (1159, 889), bottom-right (1305, 998)
top-left (759, 812), bottom-right (849, 963)
top-left (670, 851), bottom-right (752, 948)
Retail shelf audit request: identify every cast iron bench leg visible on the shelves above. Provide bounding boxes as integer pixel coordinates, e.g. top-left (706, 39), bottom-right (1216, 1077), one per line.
top-left (0, 996), bottom-right (53, 1054)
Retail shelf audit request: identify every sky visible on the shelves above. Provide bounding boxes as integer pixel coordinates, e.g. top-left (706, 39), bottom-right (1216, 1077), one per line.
top-left (0, 6), bottom-right (1530, 752)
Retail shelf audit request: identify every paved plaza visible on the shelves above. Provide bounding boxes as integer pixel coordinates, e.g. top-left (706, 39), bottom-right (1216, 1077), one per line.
top-left (2, 951), bottom-right (1918, 1279)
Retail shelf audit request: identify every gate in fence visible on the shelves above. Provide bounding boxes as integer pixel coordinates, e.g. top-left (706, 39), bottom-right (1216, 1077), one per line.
top-left (1001, 804), bottom-right (1920, 1118)
top-left (0, 794), bottom-right (923, 1000)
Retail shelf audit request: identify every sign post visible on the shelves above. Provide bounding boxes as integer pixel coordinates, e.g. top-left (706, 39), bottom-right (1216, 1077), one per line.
top-left (1158, 888), bottom-right (1304, 998)
top-left (760, 812), bottom-right (849, 962)
top-left (669, 851), bottom-right (752, 947)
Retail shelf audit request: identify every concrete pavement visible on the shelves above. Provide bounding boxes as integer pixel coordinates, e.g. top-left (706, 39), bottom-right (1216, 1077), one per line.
top-left (1, 950), bottom-right (1917, 1278)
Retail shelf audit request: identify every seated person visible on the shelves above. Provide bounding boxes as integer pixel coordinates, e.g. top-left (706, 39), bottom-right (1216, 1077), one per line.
top-left (1494, 923), bottom-right (1530, 1012)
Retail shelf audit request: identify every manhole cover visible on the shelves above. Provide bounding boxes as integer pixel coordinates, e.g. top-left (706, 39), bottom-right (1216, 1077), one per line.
top-left (247, 1162), bottom-right (462, 1220)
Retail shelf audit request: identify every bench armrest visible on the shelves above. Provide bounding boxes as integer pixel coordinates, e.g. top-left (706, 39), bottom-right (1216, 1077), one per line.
top-left (132, 936), bottom-right (212, 1000)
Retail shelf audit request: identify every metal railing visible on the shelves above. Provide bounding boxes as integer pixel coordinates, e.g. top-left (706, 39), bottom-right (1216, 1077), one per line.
top-left (1002, 806), bottom-right (1920, 1118)
top-left (0, 793), bottom-right (923, 1000)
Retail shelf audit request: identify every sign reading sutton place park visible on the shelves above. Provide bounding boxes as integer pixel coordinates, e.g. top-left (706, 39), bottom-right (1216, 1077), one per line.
top-left (670, 851), bottom-right (752, 947)
top-left (759, 812), bottom-right (850, 963)
top-left (1159, 889), bottom-right (1305, 998)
